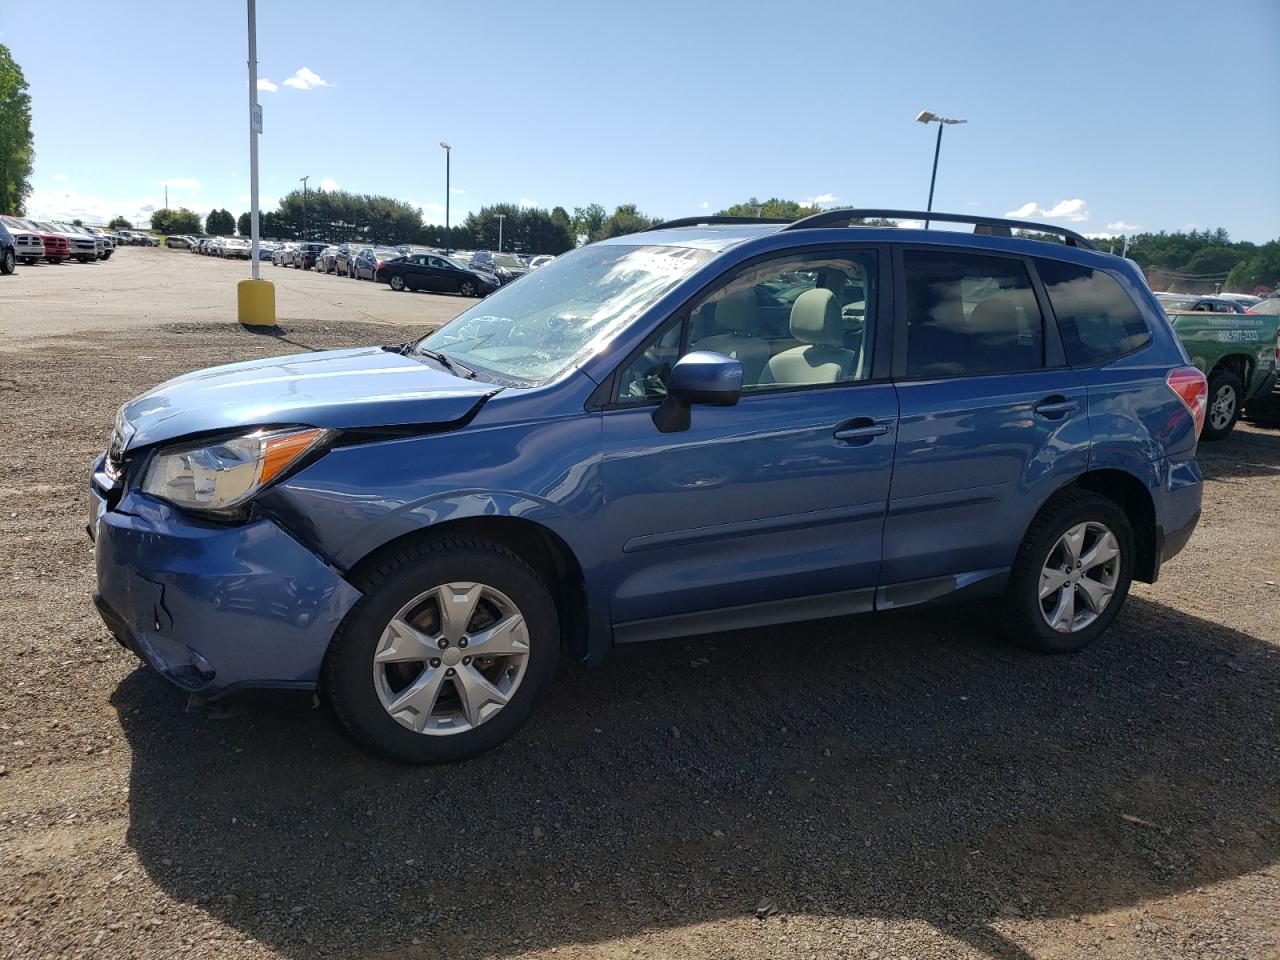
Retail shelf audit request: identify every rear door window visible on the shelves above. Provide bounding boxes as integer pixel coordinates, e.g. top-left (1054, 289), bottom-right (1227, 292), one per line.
top-left (1034, 259), bottom-right (1150, 365)
top-left (902, 250), bottom-right (1044, 378)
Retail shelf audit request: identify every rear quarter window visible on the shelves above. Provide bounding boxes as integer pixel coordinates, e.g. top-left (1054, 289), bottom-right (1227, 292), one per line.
top-left (1035, 259), bottom-right (1151, 365)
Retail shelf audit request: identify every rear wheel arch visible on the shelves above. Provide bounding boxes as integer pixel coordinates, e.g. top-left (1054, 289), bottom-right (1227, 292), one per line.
top-left (1041, 470), bottom-right (1158, 583)
top-left (1209, 353), bottom-right (1252, 387)
top-left (343, 515), bottom-right (590, 661)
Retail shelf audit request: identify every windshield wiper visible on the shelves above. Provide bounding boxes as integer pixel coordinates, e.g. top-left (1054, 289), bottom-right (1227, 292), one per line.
top-left (415, 347), bottom-right (475, 380)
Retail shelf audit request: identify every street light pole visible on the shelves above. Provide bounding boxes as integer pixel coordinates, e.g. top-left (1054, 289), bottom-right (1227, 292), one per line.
top-left (237, 0), bottom-right (275, 327)
top-left (299, 175), bottom-right (309, 242)
top-left (915, 110), bottom-right (967, 229)
top-left (246, 0), bottom-right (260, 278)
top-left (439, 142), bottom-right (451, 254)
top-left (495, 214), bottom-right (506, 252)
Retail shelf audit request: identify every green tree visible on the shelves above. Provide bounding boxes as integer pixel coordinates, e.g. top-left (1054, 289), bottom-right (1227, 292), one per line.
top-left (237, 211), bottom-right (252, 237)
top-left (205, 208), bottom-right (235, 236)
top-left (461, 203), bottom-right (575, 254)
top-left (71, 217), bottom-right (83, 226)
top-left (107, 216), bottom-right (133, 231)
top-left (716, 197), bottom-right (821, 220)
top-left (0, 44), bottom-right (34, 216)
top-left (571, 203), bottom-right (607, 243)
top-left (1224, 241), bottom-right (1280, 294)
top-left (597, 203), bottom-right (662, 240)
top-left (151, 207), bottom-right (201, 234)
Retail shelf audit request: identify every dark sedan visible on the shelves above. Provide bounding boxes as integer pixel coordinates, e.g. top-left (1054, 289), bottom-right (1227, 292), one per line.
top-left (353, 246), bottom-right (402, 281)
top-left (378, 253), bottom-right (500, 297)
top-left (292, 242), bottom-right (329, 270)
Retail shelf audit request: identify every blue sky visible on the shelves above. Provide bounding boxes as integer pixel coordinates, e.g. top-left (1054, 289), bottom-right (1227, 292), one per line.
top-left (4, 0), bottom-right (1278, 241)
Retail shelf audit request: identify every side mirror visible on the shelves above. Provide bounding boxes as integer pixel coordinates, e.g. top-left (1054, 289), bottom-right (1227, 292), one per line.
top-left (652, 351), bottom-right (743, 433)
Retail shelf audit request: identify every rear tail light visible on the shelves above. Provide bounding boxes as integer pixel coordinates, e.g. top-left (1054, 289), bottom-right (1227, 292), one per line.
top-left (1166, 366), bottom-right (1208, 437)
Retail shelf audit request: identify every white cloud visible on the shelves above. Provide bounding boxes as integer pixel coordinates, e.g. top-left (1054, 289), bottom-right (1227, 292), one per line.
top-left (283, 67), bottom-right (329, 90)
top-left (517, 198), bottom-right (539, 208)
top-left (804, 193), bottom-right (840, 207)
top-left (449, 186), bottom-right (466, 195)
top-left (1004, 198), bottom-right (1089, 222)
top-left (700, 200), bottom-right (710, 209)
top-left (27, 185), bottom-right (161, 226)
top-left (257, 78), bottom-right (278, 93)
top-left (1106, 220), bottom-right (1141, 232)
top-left (896, 219), bottom-right (925, 229)
top-left (1085, 232), bottom-right (1120, 240)
top-left (319, 177), bottom-right (339, 192)
top-left (53, 173), bottom-right (69, 182)
top-left (155, 177), bottom-right (202, 191)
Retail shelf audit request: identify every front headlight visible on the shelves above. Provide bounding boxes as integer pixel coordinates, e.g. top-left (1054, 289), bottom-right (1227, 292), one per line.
top-left (141, 427), bottom-right (328, 513)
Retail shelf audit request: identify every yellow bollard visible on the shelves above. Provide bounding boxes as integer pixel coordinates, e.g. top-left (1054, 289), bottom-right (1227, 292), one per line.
top-left (237, 278), bottom-right (277, 327)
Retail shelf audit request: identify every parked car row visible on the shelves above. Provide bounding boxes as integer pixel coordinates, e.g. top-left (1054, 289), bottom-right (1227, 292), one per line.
top-left (261, 240), bottom-right (503, 298)
top-left (0, 216), bottom-right (116, 268)
top-left (112, 230), bottom-right (158, 246)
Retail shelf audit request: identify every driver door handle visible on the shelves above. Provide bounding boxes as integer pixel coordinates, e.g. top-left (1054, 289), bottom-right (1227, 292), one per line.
top-left (833, 420), bottom-right (889, 443)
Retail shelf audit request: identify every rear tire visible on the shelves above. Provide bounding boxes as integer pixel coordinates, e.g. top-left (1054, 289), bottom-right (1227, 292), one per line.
top-left (1004, 490), bottom-right (1135, 654)
top-left (389, 274), bottom-right (406, 291)
top-left (1201, 369), bottom-right (1243, 441)
top-left (323, 538), bottom-right (559, 764)
top-left (0, 249), bottom-right (15, 274)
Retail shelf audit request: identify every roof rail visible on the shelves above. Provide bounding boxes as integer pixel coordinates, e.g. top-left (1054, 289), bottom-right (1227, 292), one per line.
top-left (782, 208), bottom-right (1096, 250)
top-left (649, 215), bottom-right (795, 230)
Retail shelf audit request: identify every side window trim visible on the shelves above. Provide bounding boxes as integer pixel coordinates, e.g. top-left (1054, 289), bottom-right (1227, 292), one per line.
top-left (890, 243), bottom-right (1054, 382)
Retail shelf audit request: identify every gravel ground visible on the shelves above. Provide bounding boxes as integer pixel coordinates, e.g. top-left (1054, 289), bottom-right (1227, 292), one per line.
top-left (0, 311), bottom-right (1278, 960)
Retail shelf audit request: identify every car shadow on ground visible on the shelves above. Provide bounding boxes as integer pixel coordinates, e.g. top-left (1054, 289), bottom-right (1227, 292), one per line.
top-left (112, 596), bottom-right (1280, 960)
top-left (1198, 423), bottom-right (1280, 483)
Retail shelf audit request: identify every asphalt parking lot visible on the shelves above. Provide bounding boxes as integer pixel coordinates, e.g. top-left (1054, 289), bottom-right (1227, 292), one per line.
top-left (0, 252), bottom-right (1278, 960)
top-left (0, 245), bottom-right (464, 345)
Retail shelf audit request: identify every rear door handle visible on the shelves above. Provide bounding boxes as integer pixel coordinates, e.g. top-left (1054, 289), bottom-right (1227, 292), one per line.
top-left (1033, 397), bottom-right (1080, 418)
top-left (833, 422), bottom-right (889, 442)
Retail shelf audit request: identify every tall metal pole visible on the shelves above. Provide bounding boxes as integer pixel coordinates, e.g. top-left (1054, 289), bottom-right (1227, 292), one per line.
top-left (299, 175), bottom-right (309, 242)
top-left (442, 144), bottom-right (451, 254)
top-left (925, 121), bottom-right (943, 230)
top-left (496, 213), bottom-right (505, 252)
top-left (247, 0), bottom-right (260, 279)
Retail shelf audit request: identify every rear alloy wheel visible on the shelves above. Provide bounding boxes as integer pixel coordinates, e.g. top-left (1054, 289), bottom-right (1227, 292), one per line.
top-left (1201, 369), bottom-right (1243, 441)
top-left (0, 249), bottom-right (15, 274)
top-left (459, 279), bottom-right (477, 297)
top-left (1005, 491), bottom-right (1134, 653)
top-left (324, 539), bottom-right (559, 763)
top-left (389, 274), bottom-right (406, 292)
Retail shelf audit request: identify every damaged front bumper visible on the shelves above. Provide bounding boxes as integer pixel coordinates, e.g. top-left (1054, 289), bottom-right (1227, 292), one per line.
top-left (90, 463), bottom-right (362, 698)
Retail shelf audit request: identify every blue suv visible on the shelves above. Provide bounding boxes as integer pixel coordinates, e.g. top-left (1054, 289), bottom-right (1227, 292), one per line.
top-left (90, 209), bottom-right (1207, 763)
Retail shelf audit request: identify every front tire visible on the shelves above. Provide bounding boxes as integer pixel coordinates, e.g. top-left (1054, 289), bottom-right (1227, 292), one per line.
top-left (324, 538), bottom-right (559, 763)
top-left (1202, 369), bottom-right (1243, 441)
top-left (459, 279), bottom-right (477, 297)
top-left (1004, 490), bottom-right (1134, 653)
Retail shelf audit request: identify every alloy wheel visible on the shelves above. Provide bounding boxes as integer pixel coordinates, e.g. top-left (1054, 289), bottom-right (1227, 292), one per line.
top-left (1038, 521), bottom-right (1121, 633)
top-left (372, 581), bottom-right (531, 735)
top-left (460, 281), bottom-right (476, 297)
top-left (390, 275), bottom-right (405, 291)
top-left (1209, 383), bottom-right (1236, 431)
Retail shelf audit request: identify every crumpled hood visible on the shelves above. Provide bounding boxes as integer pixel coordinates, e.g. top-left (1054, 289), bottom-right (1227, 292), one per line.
top-left (120, 346), bottom-right (498, 450)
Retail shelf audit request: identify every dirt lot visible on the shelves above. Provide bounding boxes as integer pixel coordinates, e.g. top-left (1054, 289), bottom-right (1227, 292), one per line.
top-left (0, 258), bottom-right (1278, 960)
